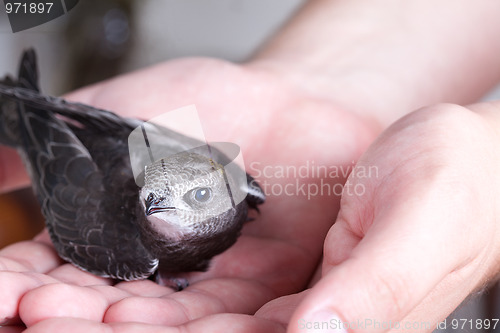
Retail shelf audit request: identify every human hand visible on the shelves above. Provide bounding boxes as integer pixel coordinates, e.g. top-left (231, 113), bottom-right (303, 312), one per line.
top-left (255, 102), bottom-right (500, 333)
top-left (21, 102), bottom-right (500, 333)
top-left (4, 0), bottom-right (500, 331)
top-left (0, 56), bottom-right (375, 330)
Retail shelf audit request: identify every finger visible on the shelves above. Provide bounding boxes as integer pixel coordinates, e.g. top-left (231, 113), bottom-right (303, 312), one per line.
top-left (47, 264), bottom-right (112, 286)
top-left (0, 271), bottom-right (59, 325)
top-left (104, 278), bottom-right (274, 325)
top-left (19, 283), bottom-right (131, 327)
top-left (25, 314), bottom-right (286, 333)
top-left (0, 239), bottom-right (61, 273)
top-left (26, 317), bottom-right (159, 333)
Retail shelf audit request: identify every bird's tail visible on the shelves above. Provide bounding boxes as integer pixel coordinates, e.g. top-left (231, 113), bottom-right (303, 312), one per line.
top-left (0, 49), bottom-right (41, 147)
top-left (15, 49), bottom-right (40, 92)
top-left (0, 48), bottom-right (39, 91)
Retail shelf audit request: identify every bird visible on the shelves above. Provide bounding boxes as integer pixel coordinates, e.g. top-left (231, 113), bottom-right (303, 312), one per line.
top-left (0, 49), bottom-right (265, 287)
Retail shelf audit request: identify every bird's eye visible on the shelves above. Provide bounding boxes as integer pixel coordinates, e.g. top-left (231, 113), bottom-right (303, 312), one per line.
top-left (193, 187), bottom-right (212, 203)
top-left (183, 187), bottom-right (213, 207)
top-left (147, 193), bottom-right (154, 202)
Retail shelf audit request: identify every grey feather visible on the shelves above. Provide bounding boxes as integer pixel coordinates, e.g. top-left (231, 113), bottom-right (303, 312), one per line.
top-left (0, 49), bottom-right (265, 281)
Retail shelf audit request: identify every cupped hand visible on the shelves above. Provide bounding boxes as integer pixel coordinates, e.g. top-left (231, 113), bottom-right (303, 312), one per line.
top-left (21, 102), bottom-right (500, 333)
top-left (255, 102), bottom-right (500, 333)
top-left (0, 57), bottom-right (376, 330)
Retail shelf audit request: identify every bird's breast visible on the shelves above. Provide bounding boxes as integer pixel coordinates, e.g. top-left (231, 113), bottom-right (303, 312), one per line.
top-left (147, 214), bottom-right (194, 241)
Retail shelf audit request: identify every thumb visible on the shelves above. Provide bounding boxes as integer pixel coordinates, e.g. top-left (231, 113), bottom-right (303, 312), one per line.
top-left (288, 197), bottom-right (475, 333)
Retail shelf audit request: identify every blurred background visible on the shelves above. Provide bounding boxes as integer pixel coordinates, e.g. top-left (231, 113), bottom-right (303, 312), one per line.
top-left (0, 0), bottom-right (304, 94)
top-left (1, 1), bottom-right (500, 331)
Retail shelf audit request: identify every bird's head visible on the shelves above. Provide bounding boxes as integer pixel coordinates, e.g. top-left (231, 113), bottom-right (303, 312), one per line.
top-left (139, 152), bottom-right (240, 240)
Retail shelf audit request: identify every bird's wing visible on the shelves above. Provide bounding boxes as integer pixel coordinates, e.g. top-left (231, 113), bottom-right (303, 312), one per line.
top-left (0, 51), bottom-right (159, 280)
top-left (8, 98), bottom-right (158, 279)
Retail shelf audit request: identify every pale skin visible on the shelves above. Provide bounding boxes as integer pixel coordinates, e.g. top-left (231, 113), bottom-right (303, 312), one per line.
top-left (1, 0), bottom-right (500, 332)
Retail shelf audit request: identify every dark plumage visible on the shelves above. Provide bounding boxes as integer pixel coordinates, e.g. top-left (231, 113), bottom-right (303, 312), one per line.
top-left (0, 50), bottom-right (265, 283)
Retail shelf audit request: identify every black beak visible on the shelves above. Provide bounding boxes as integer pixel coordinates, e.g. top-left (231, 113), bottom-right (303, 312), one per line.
top-left (145, 196), bottom-right (175, 216)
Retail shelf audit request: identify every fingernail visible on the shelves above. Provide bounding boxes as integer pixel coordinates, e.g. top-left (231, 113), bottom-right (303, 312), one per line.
top-left (298, 310), bottom-right (347, 332)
